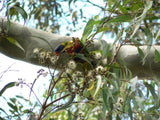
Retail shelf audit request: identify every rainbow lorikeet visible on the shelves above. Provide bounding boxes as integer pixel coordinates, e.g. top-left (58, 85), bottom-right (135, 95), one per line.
top-left (54, 38), bottom-right (96, 70)
top-left (54, 38), bottom-right (89, 56)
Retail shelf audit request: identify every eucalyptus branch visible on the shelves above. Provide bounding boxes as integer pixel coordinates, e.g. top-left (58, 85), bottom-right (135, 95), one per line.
top-left (87, 0), bottom-right (105, 11)
top-left (37, 70), bottom-right (65, 119)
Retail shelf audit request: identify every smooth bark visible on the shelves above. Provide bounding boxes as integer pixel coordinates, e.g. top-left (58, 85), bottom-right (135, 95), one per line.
top-left (0, 17), bottom-right (160, 79)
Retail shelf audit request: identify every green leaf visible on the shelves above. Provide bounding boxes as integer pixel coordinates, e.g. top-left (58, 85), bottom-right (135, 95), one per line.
top-left (108, 15), bottom-right (132, 23)
top-left (0, 107), bottom-right (8, 116)
top-left (135, 96), bottom-right (144, 109)
top-left (6, 37), bottom-right (25, 52)
top-left (130, 76), bottom-right (138, 93)
top-left (93, 75), bottom-right (102, 97)
top-left (13, 6), bottom-right (27, 21)
top-left (10, 98), bottom-right (16, 104)
top-left (102, 84), bottom-right (108, 109)
top-left (119, 5), bottom-right (128, 14)
top-left (144, 28), bottom-right (153, 45)
top-left (75, 54), bottom-right (92, 66)
top-left (102, 84), bottom-right (114, 111)
top-left (82, 19), bottom-right (95, 42)
top-left (154, 49), bottom-right (160, 63)
top-left (137, 47), bottom-right (145, 65)
top-left (34, 8), bottom-right (42, 19)
top-left (100, 40), bottom-right (108, 59)
top-left (130, 0), bottom-right (153, 38)
top-left (123, 0), bottom-right (130, 5)
top-left (116, 114), bottom-right (121, 120)
top-left (144, 82), bottom-right (158, 105)
top-left (145, 113), bottom-right (152, 120)
top-left (7, 9), bottom-right (11, 33)
top-left (16, 95), bottom-right (29, 101)
top-left (23, 109), bottom-right (33, 114)
top-left (128, 101), bottom-right (133, 120)
top-left (7, 102), bottom-right (18, 112)
top-left (0, 82), bottom-right (19, 96)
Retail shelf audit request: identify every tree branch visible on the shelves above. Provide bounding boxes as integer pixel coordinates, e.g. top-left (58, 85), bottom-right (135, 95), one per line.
top-left (0, 17), bottom-right (160, 80)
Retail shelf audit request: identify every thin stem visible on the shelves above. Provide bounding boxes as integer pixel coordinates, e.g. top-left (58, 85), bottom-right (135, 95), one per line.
top-left (37, 70), bottom-right (64, 120)
top-left (46, 93), bottom-right (71, 108)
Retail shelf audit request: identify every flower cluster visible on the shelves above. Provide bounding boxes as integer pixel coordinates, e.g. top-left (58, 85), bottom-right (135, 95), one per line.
top-left (32, 48), bottom-right (59, 65)
top-left (32, 44), bottom-right (109, 100)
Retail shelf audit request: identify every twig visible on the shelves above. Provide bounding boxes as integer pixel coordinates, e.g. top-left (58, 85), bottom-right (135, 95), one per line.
top-left (37, 70), bottom-right (64, 120)
top-left (24, 83), bottom-right (42, 106)
top-left (0, 63), bottom-right (17, 80)
top-left (87, 0), bottom-right (105, 11)
top-left (45, 93), bottom-right (71, 108)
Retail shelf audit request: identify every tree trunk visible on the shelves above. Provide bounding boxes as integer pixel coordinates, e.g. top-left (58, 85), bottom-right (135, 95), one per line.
top-left (0, 17), bottom-right (160, 79)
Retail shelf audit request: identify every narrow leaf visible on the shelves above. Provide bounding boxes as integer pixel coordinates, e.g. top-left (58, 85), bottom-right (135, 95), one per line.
top-left (13, 6), bottom-right (27, 21)
top-left (128, 101), bottom-right (133, 120)
top-left (154, 49), bottom-right (160, 63)
top-left (100, 40), bottom-right (108, 59)
top-left (7, 102), bottom-right (18, 112)
top-left (144, 82), bottom-right (158, 105)
top-left (82, 19), bottom-right (94, 42)
top-left (93, 75), bottom-right (102, 97)
top-left (0, 82), bottom-right (19, 96)
top-left (130, 76), bottom-right (138, 93)
top-left (108, 15), bottom-right (132, 23)
top-left (87, 82), bottom-right (94, 91)
top-left (6, 37), bottom-right (25, 52)
top-left (130, 0), bottom-right (153, 38)
top-left (137, 47), bottom-right (145, 64)
top-left (75, 54), bottom-right (92, 66)
top-left (0, 108), bottom-right (8, 115)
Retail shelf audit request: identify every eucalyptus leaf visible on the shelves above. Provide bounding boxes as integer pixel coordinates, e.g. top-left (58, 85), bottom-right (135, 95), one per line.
top-left (0, 82), bottom-right (19, 96)
top-left (137, 47), bottom-right (145, 65)
top-left (13, 6), bottom-right (27, 21)
top-left (130, 76), bottom-right (138, 93)
top-left (144, 82), bottom-right (158, 105)
top-left (6, 37), bottom-right (25, 52)
top-left (154, 49), bottom-right (160, 63)
top-left (128, 101), bottom-right (133, 120)
top-left (100, 40), bottom-right (108, 59)
top-left (82, 18), bottom-right (95, 42)
top-left (93, 75), bottom-right (102, 97)
top-left (108, 15), bottom-right (132, 23)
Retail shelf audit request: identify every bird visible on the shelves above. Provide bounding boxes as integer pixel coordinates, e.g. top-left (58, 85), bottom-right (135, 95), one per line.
top-left (54, 40), bottom-right (74, 56)
top-left (54, 37), bottom-right (89, 55)
top-left (54, 38), bottom-right (96, 71)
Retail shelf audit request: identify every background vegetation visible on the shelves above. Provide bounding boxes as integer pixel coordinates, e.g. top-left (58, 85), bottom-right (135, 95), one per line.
top-left (0, 0), bottom-right (160, 119)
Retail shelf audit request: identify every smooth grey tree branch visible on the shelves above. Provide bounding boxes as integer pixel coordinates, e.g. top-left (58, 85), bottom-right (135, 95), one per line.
top-left (0, 17), bottom-right (160, 80)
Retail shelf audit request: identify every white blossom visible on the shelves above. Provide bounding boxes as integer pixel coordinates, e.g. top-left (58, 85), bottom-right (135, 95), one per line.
top-left (94, 52), bottom-right (102, 60)
top-left (50, 56), bottom-right (59, 64)
top-left (68, 60), bottom-right (76, 69)
top-left (102, 58), bottom-right (108, 65)
top-left (33, 48), bottom-right (40, 54)
top-left (66, 68), bottom-right (72, 74)
top-left (39, 51), bottom-right (46, 58)
top-left (117, 97), bottom-right (124, 105)
top-left (46, 52), bottom-right (51, 59)
top-left (96, 65), bottom-right (105, 74)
